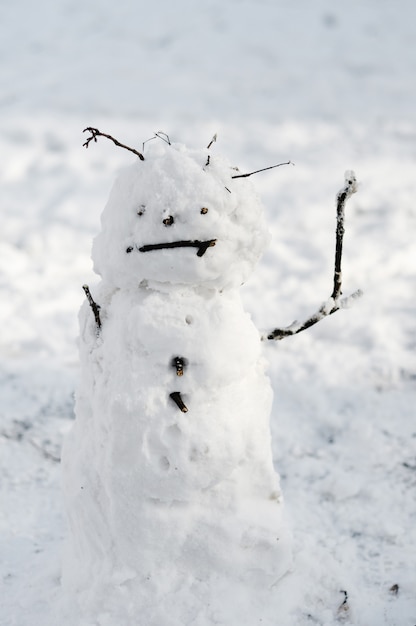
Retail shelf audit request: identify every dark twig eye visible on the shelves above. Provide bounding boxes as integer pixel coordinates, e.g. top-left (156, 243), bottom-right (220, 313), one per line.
top-left (163, 215), bottom-right (174, 226)
top-left (200, 207), bottom-right (208, 214)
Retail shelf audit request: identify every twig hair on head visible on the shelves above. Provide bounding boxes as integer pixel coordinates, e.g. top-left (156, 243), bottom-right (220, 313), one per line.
top-left (142, 131), bottom-right (172, 153)
top-left (206, 133), bottom-right (217, 150)
top-left (264, 171), bottom-right (361, 341)
top-left (83, 127), bottom-right (145, 161)
top-left (231, 161), bottom-right (294, 179)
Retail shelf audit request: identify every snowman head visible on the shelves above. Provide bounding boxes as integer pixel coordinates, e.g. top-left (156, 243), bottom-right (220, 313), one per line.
top-left (92, 141), bottom-right (271, 290)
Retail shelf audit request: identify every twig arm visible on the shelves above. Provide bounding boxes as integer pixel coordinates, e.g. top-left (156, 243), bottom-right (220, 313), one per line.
top-left (82, 284), bottom-right (102, 333)
top-left (264, 290), bottom-right (362, 340)
top-left (265, 171), bottom-right (360, 341)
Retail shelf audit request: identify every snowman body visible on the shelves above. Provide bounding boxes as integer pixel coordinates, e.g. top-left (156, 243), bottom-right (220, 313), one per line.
top-left (62, 142), bottom-right (291, 622)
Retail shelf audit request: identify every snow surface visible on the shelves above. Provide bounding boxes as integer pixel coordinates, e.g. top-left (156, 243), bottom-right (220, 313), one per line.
top-left (1, 0), bottom-right (416, 624)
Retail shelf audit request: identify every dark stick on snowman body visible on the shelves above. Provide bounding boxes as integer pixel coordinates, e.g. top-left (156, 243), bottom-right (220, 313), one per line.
top-left (172, 357), bottom-right (187, 376)
top-left (82, 285), bottom-right (101, 333)
top-left (170, 392), bottom-right (188, 413)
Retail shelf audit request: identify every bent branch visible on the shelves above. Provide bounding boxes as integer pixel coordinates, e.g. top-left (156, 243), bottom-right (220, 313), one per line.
top-left (265, 171), bottom-right (360, 341)
top-left (83, 127), bottom-right (145, 161)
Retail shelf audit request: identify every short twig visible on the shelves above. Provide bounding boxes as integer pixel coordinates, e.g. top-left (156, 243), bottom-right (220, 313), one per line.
top-left (337, 590), bottom-right (350, 619)
top-left (389, 583), bottom-right (399, 595)
top-left (83, 127), bottom-right (145, 161)
top-left (155, 131), bottom-right (171, 145)
top-left (207, 133), bottom-right (217, 149)
top-left (170, 391), bottom-right (188, 413)
top-left (142, 131), bottom-right (171, 152)
top-left (266, 171), bottom-right (360, 341)
top-left (82, 284), bottom-right (102, 333)
top-left (339, 590), bottom-right (348, 607)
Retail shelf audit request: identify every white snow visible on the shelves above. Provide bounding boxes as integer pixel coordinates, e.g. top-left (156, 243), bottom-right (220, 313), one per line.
top-left (61, 142), bottom-right (291, 624)
top-left (1, 0), bottom-right (416, 624)
top-left (91, 142), bottom-right (270, 289)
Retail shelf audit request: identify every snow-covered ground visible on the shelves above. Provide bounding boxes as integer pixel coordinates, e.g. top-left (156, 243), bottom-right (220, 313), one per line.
top-left (1, 1), bottom-right (415, 624)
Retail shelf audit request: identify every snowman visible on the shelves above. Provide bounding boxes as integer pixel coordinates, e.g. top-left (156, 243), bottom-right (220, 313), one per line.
top-left (62, 130), bottom-right (357, 625)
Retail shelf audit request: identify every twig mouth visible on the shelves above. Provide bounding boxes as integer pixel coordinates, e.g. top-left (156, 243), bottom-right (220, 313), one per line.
top-left (136, 239), bottom-right (217, 257)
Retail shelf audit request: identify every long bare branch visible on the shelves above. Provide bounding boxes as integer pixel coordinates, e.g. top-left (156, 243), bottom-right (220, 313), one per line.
top-left (265, 171), bottom-right (360, 341)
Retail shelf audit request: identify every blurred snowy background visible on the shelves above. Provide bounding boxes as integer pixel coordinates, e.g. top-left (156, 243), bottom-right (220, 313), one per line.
top-left (1, 0), bottom-right (415, 624)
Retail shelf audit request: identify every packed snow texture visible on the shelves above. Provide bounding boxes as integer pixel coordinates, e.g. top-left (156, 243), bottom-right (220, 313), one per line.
top-left (62, 144), bottom-right (290, 623)
top-left (1, 0), bottom-right (416, 625)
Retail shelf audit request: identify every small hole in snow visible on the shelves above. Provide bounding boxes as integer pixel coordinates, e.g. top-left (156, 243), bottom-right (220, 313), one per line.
top-left (185, 315), bottom-right (193, 325)
top-left (159, 456), bottom-right (170, 471)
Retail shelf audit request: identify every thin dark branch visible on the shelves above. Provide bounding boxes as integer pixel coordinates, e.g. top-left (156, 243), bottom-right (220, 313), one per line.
top-left (155, 131), bottom-right (171, 145)
top-left (142, 131), bottom-right (171, 152)
top-left (231, 161), bottom-right (294, 179)
top-left (331, 171), bottom-right (357, 300)
top-left (142, 136), bottom-right (156, 151)
top-left (83, 127), bottom-right (145, 161)
top-left (265, 290), bottom-right (362, 340)
top-left (82, 284), bottom-right (102, 333)
top-left (265, 171), bottom-right (360, 341)
top-left (142, 130), bottom-right (172, 151)
top-left (339, 590), bottom-right (349, 607)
